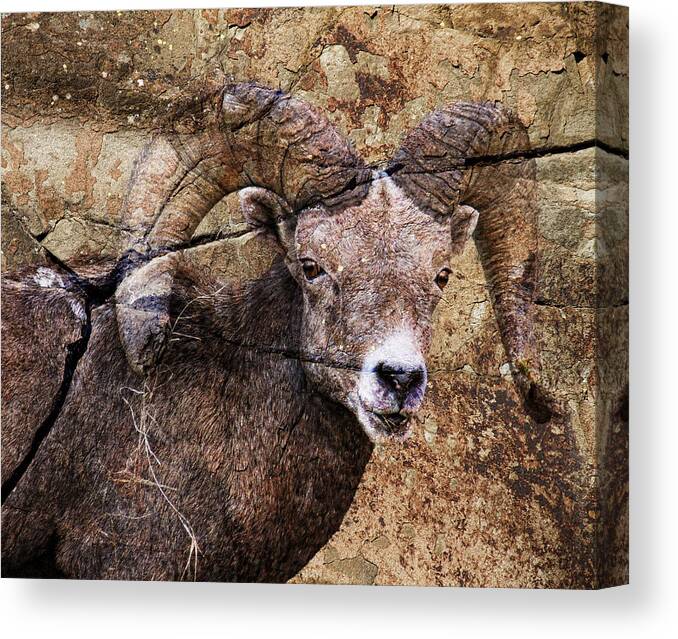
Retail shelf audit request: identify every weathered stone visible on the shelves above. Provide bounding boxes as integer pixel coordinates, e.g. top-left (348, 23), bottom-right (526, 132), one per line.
top-left (326, 556), bottom-right (379, 585)
top-left (40, 217), bottom-right (120, 264)
top-left (183, 233), bottom-right (278, 283)
top-left (193, 193), bottom-right (249, 241)
top-left (320, 45), bottom-right (361, 101)
top-left (0, 204), bottom-right (47, 271)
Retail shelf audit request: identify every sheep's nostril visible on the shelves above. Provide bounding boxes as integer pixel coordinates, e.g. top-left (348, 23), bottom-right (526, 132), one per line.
top-left (374, 362), bottom-right (425, 400)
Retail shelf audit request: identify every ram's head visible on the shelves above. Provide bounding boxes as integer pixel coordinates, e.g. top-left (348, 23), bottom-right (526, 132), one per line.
top-left (116, 77), bottom-right (553, 442)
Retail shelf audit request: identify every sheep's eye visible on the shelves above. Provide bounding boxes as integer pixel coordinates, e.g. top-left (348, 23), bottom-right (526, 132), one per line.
top-left (301, 259), bottom-right (324, 281)
top-left (435, 268), bottom-right (451, 290)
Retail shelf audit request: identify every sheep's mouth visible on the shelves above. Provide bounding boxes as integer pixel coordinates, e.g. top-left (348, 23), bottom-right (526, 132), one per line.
top-left (365, 410), bottom-right (412, 441)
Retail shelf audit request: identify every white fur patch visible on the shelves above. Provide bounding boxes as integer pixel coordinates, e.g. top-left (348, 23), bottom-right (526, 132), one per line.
top-left (69, 298), bottom-right (87, 322)
top-left (33, 267), bottom-right (64, 289)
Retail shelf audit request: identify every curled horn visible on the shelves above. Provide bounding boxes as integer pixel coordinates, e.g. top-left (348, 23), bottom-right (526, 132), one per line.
top-left (116, 77), bottom-right (368, 375)
top-left (390, 102), bottom-right (555, 422)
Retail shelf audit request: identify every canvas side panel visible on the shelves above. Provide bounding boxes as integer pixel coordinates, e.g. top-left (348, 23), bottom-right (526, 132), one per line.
top-left (594, 2), bottom-right (629, 588)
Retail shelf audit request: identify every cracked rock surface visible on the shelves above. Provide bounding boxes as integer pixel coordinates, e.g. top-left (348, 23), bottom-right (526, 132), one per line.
top-left (1, 3), bottom-right (627, 587)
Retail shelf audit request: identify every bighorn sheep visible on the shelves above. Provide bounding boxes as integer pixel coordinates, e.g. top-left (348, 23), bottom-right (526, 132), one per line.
top-left (1, 80), bottom-right (551, 581)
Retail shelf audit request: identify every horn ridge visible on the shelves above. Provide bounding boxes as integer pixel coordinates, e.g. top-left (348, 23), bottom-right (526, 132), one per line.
top-left (391, 101), bottom-right (555, 422)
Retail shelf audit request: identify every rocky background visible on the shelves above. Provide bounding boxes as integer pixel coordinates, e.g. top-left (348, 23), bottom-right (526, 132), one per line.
top-left (1, 2), bottom-right (628, 588)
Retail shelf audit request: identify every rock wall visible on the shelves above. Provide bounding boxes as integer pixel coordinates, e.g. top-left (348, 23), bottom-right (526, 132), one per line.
top-left (1, 2), bottom-right (628, 587)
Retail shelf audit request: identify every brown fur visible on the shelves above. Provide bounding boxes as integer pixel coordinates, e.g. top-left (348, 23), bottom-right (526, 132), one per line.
top-left (2, 260), bottom-right (372, 581)
top-left (1, 269), bottom-right (87, 485)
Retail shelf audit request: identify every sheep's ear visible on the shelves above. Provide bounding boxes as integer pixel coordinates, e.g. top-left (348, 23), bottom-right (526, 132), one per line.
top-left (239, 187), bottom-right (296, 252)
top-left (450, 204), bottom-right (479, 254)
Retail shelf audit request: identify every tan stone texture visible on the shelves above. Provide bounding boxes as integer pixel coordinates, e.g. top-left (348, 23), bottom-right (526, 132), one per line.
top-left (1, 3), bottom-right (628, 587)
